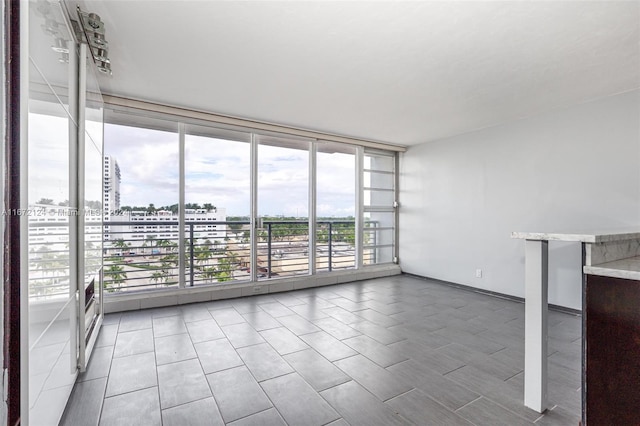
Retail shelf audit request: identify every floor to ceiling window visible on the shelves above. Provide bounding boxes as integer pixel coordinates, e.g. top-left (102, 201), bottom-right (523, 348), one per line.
top-left (103, 117), bottom-right (179, 292)
top-left (316, 142), bottom-right (357, 271)
top-left (102, 105), bottom-right (400, 297)
top-left (363, 150), bottom-right (397, 265)
top-left (185, 125), bottom-right (251, 285)
top-left (257, 134), bottom-right (311, 279)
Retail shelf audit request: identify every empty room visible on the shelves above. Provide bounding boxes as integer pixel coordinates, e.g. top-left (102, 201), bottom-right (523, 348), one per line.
top-left (1, 0), bottom-right (639, 425)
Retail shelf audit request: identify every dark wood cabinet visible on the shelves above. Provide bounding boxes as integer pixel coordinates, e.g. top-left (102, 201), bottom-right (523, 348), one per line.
top-left (584, 274), bottom-right (640, 425)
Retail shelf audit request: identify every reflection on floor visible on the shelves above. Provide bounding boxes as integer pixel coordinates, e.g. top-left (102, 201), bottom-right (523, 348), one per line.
top-left (61, 274), bottom-right (582, 425)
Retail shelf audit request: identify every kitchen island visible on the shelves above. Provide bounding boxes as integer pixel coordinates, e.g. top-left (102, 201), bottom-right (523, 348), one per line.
top-left (511, 229), bottom-right (640, 416)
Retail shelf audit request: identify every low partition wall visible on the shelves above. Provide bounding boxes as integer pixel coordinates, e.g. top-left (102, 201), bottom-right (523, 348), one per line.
top-left (104, 264), bottom-right (401, 313)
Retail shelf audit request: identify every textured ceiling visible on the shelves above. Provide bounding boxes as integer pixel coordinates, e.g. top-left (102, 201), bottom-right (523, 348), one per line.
top-left (77, 1), bottom-right (639, 146)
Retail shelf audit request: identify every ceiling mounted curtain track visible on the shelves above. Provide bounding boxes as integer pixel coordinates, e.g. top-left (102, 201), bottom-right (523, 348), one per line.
top-left (102, 94), bottom-right (407, 153)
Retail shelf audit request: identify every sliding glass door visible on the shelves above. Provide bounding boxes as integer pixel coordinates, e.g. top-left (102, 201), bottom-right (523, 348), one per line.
top-left (257, 134), bottom-right (311, 279)
top-left (185, 125), bottom-right (251, 285)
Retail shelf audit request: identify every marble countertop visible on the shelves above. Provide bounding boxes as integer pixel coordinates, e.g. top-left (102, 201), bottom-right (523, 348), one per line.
top-left (584, 256), bottom-right (640, 280)
top-left (511, 229), bottom-right (640, 244)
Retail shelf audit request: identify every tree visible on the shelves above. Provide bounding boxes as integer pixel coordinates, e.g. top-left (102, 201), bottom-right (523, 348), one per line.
top-left (105, 264), bottom-right (127, 290)
top-left (58, 200), bottom-right (69, 206)
top-left (147, 203), bottom-right (156, 214)
top-left (37, 198), bottom-right (54, 205)
top-left (202, 203), bottom-right (216, 212)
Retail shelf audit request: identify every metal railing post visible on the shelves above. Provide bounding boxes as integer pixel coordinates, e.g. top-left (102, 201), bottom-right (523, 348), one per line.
top-left (328, 223), bottom-right (333, 272)
top-left (267, 223), bottom-right (272, 278)
top-left (189, 223), bottom-right (194, 286)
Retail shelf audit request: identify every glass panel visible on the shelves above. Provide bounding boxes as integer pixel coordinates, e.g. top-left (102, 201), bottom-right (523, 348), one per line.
top-left (364, 153), bottom-right (394, 173)
top-left (84, 59), bottom-right (104, 342)
top-left (103, 120), bottom-right (179, 292)
top-left (185, 125), bottom-right (251, 285)
top-left (257, 135), bottom-right (310, 279)
top-left (363, 150), bottom-right (396, 266)
top-left (28, 0), bottom-right (77, 419)
top-left (363, 212), bottom-right (395, 265)
top-left (363, 170), bottom-right (394, 190)
top-left (317, 142), bottom-right (356, 271)
top-left (364, 189), bottom-right (394, 207)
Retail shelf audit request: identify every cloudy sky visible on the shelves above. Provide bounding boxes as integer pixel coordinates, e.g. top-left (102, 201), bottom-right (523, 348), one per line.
top-left (105, 123), bottom-right (356, 218)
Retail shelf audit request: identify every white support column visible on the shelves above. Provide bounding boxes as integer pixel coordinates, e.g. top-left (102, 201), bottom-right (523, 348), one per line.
top-left (178, 123), bottom-right (185, 287)
top-left (250, 134), bottom-right (258, 282)
top-left (308, 141), bottom-right (316, 275)
top-left (355, 146), bottom-right (364, 269)
top-left (524, 239), bottom-right (549, 413)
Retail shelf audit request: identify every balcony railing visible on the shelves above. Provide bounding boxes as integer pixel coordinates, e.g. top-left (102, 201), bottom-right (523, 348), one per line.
top-left (102, 220), bottom-right (366, 293)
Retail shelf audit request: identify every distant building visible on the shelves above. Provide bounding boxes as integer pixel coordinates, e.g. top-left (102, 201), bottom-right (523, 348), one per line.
top-left (105, 208), bottom-right (227, 248)
top-left (103, 155), bottom-right (121, 220)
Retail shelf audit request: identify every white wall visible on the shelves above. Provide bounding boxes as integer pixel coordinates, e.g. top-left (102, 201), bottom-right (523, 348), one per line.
top-left (399, 90), bottom-right (640, 309)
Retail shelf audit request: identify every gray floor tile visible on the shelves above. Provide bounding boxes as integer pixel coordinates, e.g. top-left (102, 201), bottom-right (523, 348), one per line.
top-left (237, 342), bottom-right (294, 382)
top-left (260, 327), bottom-right (310, 355)
top-left (445, 365), bottom-right (541, 422)
top-left (155, 333), bottom-right (197, 365)
top-left (350, 320), bottom-right (405, 345)
top-left (283, 349), bottom-right (351, 391)
top-left (186, 318), bottom-right (226, 343)
top-left (363, 300), bottom-right (405, 316)
top-left (113, 328), bottom-right (154, 358)
top-left (194, 338), bottom-right (243, 374)
top-left (152, 315), bottom-right (188, 338)
top-left (105, 351), bottom-right (157, 397)
top-left (78, 345), bottom-right (113, 382)
top-left (386, 388), bottom-right (472, 425)
top-left (331, 297), bottom-right (369, 312)
top-left (388, 359), bottom-right (479, 411)
top-left (334, 355), bottom-right (413, 401)
top-left (157, 359), bottom-right (212, 409)
top-left (320, 380), bottom-right (410, 426)
top-left (102, 313), bottom-right (121, 326)
top-left (260, 302), bottom-right (296, 318)
top-left (95, 324), bottom-right (118, 348)
top-left (322, 306), bottom-right (363, 324)
top-left (353, 309), bottom-right (400, 327)
top-left (343, 334), bottom-right (408, 367)
top-left (299, 331), bottom-right (358, 361)
top-left (535, 405), bottom-right (581, 426)
top-left (118, 311), bottom-right (153, 332)
top-left (60, 378), bottom-right (107, 426)
top-left (242, 310), bottom-right (282, 331)
top-left (231, 298), bottom-right (262, 314)
top-left (437, 343), bottom-right (522, 380)
top-left (389, 340), bottom-right (464, 374)
top-left (207, 366), bottom-right (273, 423)
top-left (150, 306), bottom-right (181, 318)
top-left (100, 386), bottom-right (161, 426)
top-left (325, 419), bottom-right (350, 426)
top-left (179, 306), bottom-right (213, 323)
top-left (288, 303), bottom-right (330, 320)
top-left (313, 317), bottom-right (362, 340)
top-left (63, 275), bottom-right (582, 426)
top-left (260, 373), bottom-right (340, 426)
top-left (227, 408), bottom-right (286, 426)
top-left (275, 314), bottom-right (320, 335)
top-left (456, 396), bottom-right (533, 426)
top-left (210, 308), bottom-right (246, 326)
top-left (222, 322), bottom-right (266, 348)
top-left (162, 397), bottom-right (224, 426)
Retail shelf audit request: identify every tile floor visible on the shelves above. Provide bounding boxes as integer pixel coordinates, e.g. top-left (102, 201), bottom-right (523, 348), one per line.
top-left (60, 274), bottom-right (582, 425)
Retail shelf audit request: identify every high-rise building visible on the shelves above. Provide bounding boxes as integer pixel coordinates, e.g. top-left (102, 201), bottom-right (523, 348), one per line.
top-left (103, 155), bottom-right (121, 220)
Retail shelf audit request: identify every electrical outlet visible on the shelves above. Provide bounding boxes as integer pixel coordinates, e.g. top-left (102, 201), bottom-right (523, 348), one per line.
top-left (475, 269), bottom-right (482, 278)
